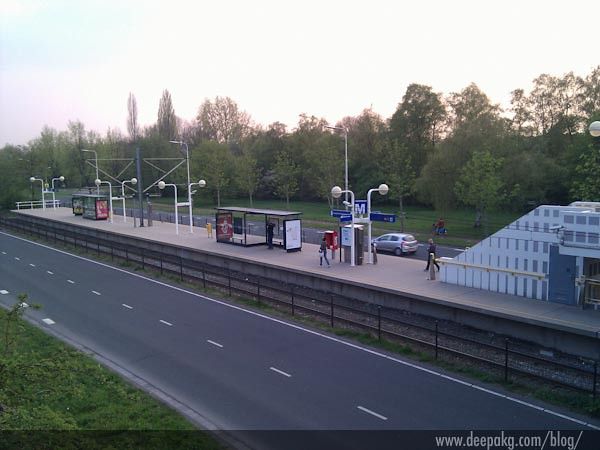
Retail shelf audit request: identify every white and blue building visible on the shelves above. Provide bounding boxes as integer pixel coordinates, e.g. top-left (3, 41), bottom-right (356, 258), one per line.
top-left (440, 202), bottom-right (600, 307)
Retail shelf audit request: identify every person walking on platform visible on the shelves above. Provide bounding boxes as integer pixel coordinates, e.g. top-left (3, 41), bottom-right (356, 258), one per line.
top-left (424, 238), bottom-right (440, 272)
top-left (319, 237), bottom-right (330, 267)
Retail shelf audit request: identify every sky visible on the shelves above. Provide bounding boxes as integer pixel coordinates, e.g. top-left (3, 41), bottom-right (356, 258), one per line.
top-left (0, 0), bottom-right (598, 146)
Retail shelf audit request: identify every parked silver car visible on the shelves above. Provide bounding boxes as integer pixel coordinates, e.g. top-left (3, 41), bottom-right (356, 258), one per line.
top-left (372, 233), bottom-right (418, 256)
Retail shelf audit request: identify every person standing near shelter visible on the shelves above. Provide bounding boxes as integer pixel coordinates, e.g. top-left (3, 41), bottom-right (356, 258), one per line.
top-left (424, 238), bottom-right (440, 271)
top-left (267, 222), bottom-right (275, 249)
top-left (319, 237), bottom-right (330, 267)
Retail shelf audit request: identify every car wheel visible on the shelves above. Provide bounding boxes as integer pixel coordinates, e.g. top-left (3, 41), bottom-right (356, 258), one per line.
top-left (394, 247), bottom-right (403, 257)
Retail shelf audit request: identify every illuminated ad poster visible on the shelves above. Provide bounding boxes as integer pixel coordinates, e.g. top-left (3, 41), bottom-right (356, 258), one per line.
top-left (216, 213), bottom-right (233, 241)
top-left (95, 200), bottom-right (109, 220)
top-left (284, 219), bottom-right (302, 252)
top-left (72, 198), bottom-right (83, 215)
top-left (341, 226), bottom-right (352, 246)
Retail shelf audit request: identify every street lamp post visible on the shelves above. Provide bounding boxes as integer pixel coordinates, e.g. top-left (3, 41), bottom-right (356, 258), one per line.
top-left (82, 149), bottom-right (99, 194)
top-left (326, 125), bottom-right (349, 205)
top-left (29, 177), bottom-right (45, 210)
top-left (367, 183), bottom-right (389, 264)
top-left (121, 178), bottom-right (138, 223)
top-left (187, 179), bottom-right (207, 233)
top-left (169, 140), bottom-right (192, 231)
top-left (158, 180), bottom-right (179, 235)
top-left (95, 179), bottom-right (114, 223)
top-left (331, 186), bottom-right (356, 267)
top-left (50, 176), bottom-right (65, 208)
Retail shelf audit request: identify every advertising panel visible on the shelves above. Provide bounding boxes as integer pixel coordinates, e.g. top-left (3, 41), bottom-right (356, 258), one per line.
top-left (341, 226), bottom-right (352, 246)
top-left (95, 200), bottom-right (109, 220)
top-left (284, 219), bottom-right (302, 252)
top-left (216, 212), bottom-right (233, 241)
top-left (72, 197), bottom-right (83, 215)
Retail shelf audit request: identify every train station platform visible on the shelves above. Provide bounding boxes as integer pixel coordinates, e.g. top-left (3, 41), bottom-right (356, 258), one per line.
top-left (9, 207), bottom-right (600, 359)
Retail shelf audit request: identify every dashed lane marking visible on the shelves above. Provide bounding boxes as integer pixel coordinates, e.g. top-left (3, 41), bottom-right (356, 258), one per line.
top-left (0, 290), bottom-right (9, 295)
top-left (14, 257), bottom-right (20, 261)
top-left (122, 304), bottom-right (133, 309)
top-left (357, 406), bottom-right (388, 421)
top-left (92, 290), bottom-right (101, 296)
top-left (42, 318), bottom-right (55, 325)
top-left (269, 367), bottom-right (292, 378)
top-left (67, 280), bottom-right (75, 284)
top-left (29, 263), bottom-right (36, 267)
top-left (47, 271), bottom-right (54, 275)
top-left (207, 340), bottom-right (223, 348)
top-left (159, 319), bottom-right (173, 327)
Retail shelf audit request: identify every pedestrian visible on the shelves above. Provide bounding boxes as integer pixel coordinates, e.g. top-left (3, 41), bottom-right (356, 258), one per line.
top-left (424, 238), bottom-right (440, 272)
top-left (319, 237), bottom-right (330, 267)
top-left (267, 222), bottom-right (275, 249)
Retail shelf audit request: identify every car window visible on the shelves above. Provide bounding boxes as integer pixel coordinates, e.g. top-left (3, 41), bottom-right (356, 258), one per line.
top-left (378, 235), bottom-right (390, 241)
top-left (390, 236), bottom-right (399, 241)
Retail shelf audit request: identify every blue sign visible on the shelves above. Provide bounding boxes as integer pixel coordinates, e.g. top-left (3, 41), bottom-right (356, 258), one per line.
top-left (331, 209), bottom-right (349, 218)
top-left (370, 212), bottom-right (396, 223)
top-left (354, 200), bottom-right (367, 215)
top-left (339, 214), bottom-right (352, 222)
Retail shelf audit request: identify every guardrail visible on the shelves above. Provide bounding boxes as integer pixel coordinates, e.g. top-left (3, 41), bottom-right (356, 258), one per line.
top-left (0, 215), bottom-right (597, 397)
top-left (15, 200), bottom-right (61, 210)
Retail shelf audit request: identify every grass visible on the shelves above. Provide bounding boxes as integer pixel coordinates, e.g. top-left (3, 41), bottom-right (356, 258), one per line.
top-left (0, 307), bottom-right (222, 448)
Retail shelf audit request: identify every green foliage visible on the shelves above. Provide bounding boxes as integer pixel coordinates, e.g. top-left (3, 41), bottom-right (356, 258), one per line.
top-left (570, 142), bottom-right (600, 201)
top-left (455, 150), bottom-right (504, 215)
top-left (273, 149), bottom-right (299, 209)
top-left (157, 89), bottom-right (177, 141)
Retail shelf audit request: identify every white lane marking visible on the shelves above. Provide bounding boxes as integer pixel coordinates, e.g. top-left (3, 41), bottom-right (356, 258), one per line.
top-left (14, 257), bottom-right (20, 260)
top-left (270, 367), bottom-right (292, 378)
top-left (47, 270), bottom-right (54, 275)
top-left (22, 302), bottom-right (29, 308)
top-left (207, 340), bottom-right (223, 348)
top-left (357, 406), bottom-right (388, 421)
top-left (29, 263), bottom-right (36, 267)
top-left (159, 319), bottom-right (173, 327)
top-left (0, 290), bottom-right (8, 295)
top-left (122, 303), bottom-right (133, 309)
top-left (67, 280), bottom-right (75, 284)
top-left (1, 251), bottom-right (6, 254)
top-left (3, 231), bottom-right (598, 430)
top-left (42, 318), bottom-right (55, 325)
top-left (453, 248), bottom-right (465, 252)
top-left (92, 290), bottom-right (101, 296)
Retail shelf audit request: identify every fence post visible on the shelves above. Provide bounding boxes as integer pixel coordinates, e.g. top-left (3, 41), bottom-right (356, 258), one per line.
top-left (202, 265), bottom-right (206, 288)
top-left (111, 245), bottom-right (114, 261)
top-left (291, 285), bottom-right (295, 316)
top-left (180, 256), bottom-right (183, 281)
top-left (594, 360), bottom-right (598, 398)
top-left (330, 294), bottom-right (334, 328)
top-left (435, 321), bottom-right (439, 360)
top-left (377, 306), bottom-right (381, 341)
top-left (126, 248), bottom-right (129, 262)
top-left (257, 277), bottom-right (261, 303)
top-left (228, 268), bottom-right (232, 296)
top-left (97, 241), bottom-right (100, 256)
top-left (141, 248), bottom-right (145, 270)
top-left (504, 338), bottom-right (509, 382)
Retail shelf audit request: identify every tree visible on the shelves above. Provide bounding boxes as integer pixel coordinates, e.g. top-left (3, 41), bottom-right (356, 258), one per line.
top-left (196, 96), bottom-right (252, 146)
top-left (235, 152), bottom-right (261, 206)
top-left (273, 150), bottom-right (299, 209)
top-left (127, 92), bottom-right (140, 143)
top-left (570, 142), bottom-right (600, 201)
top-left (454, 150), bottom-right (504, 229)
top-left (197, 141), bottom-right (230, 207)
top-left (157, 89), bottom-right (177, 140)
top-left (389, 83), bottom-right (446, 176)
top-left (379, 140), bottom-right (415, 230)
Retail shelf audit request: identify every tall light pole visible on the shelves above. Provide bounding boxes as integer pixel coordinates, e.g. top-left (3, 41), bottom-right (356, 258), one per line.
top-left (332, 185), bottom-right (356, 267)
top-left (158, 180), bottom-right (179, 235)
top-left (29, 177), bottom-right (45, 210)
top-left (367, 183), bottom-right (389, 264)
top-left (187, 179), bottom-right (207, 233)
top-left (121, 177), bottom-right (138, 222)
top-left (82, 149), bottom-right (99, 194)
top-left (95, 179), bottom-right (114, 223)
top-left (51, 176), bottom-right (65, 208)
top-left (169, 140), bottom-right (192, 230)
top-left (326, 125), bottom-right (348, 205)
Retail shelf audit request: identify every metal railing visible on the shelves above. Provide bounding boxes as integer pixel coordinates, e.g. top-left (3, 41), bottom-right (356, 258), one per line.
top-left (15, 200), bottom-right (61, 210)
top-left (0, 215), bottom-right (597, 397)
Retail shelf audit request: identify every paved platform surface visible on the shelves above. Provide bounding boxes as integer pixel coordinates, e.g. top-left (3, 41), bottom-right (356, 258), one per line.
top-left (12, 208), bottom-right (600, 338)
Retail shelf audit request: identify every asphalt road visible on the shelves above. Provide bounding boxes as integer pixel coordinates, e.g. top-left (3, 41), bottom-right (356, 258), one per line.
top-left (0, 231), bottom-right (597, 449)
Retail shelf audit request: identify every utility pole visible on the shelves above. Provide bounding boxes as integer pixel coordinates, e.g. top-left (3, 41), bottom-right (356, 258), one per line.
top-left (135, 147), bottom-right (144, 227)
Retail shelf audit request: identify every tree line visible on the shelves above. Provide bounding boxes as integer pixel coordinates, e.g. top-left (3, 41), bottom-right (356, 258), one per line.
top-left (1, 67), bottom-right (599, 222)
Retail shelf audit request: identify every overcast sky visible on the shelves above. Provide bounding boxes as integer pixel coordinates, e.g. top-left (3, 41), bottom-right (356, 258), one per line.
top-left (1, 0), bottom-right (597, 146)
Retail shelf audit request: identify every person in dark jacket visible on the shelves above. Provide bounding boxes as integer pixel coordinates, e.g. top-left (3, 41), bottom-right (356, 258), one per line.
top-left (424, 238), bottom-right (440, 271)
top-left (319, 237), bottom-right (330, 267)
